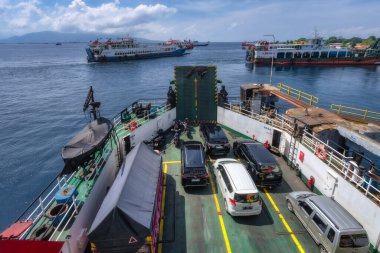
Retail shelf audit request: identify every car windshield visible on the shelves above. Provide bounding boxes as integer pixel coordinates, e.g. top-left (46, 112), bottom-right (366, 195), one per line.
top-left (185, 145), bottom-right (204, 167)
top-left (234, 193), bottom-right (259, 203)
top-left (339, 234), bottom-right (369, 248)
top-left (258, 164), bottom-right (281, 173)
top-left (207, 126), bottom-right (228, 143)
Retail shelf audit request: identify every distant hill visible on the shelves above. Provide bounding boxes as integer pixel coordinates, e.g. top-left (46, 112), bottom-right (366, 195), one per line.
top-left (0, 31), bottom-right (161, 44)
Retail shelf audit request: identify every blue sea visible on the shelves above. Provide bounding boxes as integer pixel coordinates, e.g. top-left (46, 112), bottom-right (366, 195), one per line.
top-left (0, 42), bottom-right (379, 230)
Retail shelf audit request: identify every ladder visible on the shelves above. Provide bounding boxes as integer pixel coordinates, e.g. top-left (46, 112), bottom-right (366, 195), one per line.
top-left (288, 135), bottom-right (299, 169)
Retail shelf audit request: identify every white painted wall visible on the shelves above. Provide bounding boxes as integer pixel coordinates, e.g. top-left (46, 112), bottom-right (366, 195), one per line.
top-left (130, 108), bottom-right (176, 146)
top-left (218, 107), bottom-right (274, 144)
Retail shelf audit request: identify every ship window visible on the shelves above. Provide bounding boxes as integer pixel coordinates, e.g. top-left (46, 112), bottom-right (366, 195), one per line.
top-left (346, 51), bottom-right (352, 57)
top-left (320, 51), bottom-right (328, 58)
top-left (312, 52), bottom-right (319, 58)
top-left (303, 52), bottom-right (310, 58)
top-left (294, 52), bottom-right (302, 58)
top-left (329, 51), bottom-right (337, 57)
top-left (286, 52), bottom-right (293, 58)
top-left (338, 51), bottom-right (346, 57)
top-left (277, 52), bottom-right (285, 59)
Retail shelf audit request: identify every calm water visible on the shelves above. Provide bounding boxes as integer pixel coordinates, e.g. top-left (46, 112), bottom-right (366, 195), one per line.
top-left (0, 42), bottom-right (379, 230)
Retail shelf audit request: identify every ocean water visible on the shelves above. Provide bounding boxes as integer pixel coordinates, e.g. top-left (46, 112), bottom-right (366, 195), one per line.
top-left (0, 42), bottom-right (379, 230)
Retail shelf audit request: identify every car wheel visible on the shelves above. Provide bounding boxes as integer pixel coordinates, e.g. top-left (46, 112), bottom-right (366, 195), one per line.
top-left (319, 245), bottom-right (327, 253)
top-left (287, 200), bottom-right (294, 213)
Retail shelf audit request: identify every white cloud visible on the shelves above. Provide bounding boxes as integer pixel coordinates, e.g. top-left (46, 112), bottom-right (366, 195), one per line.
top-left (0, 0), bottom-right (176, 38)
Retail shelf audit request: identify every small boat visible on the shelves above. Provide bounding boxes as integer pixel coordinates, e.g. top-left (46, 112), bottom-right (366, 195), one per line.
top-left (192, 40), bottom-right (209, 46)
top-left (55, 42), bottom-right (62, 46)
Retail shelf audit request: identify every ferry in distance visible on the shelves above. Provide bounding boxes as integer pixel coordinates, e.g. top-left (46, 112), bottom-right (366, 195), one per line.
top-left (245, 37), bottom-right (380, 65)
top-left (86, 37), bottom-right (187, 62)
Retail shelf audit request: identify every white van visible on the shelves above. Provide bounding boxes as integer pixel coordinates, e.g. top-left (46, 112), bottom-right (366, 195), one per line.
top-left (214, 158), bottom-right (262, 216)
top-left (286, 191), bottom-right (369, 253)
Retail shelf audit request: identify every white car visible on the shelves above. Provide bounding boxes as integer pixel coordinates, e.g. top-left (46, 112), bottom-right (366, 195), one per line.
top-left (214, 158), bottom-right (262, 216)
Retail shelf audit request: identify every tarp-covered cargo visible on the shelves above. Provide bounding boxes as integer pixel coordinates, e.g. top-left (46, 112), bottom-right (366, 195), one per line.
top-left (88, 142), bottom-right (163, 253)
top-left (61, 117), bottom-right (113, 174)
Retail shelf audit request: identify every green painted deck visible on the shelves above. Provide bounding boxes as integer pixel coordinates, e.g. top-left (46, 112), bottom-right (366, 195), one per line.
top-left (160, 126), bottom-right (319, 253)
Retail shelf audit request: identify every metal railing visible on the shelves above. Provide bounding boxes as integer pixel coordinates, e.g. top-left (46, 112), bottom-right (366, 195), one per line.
top-left (113, 99), bottom-right (171, 138)
top-left (277, 83), bottom-right (319, 106)
top-left (222, 102), bottom-right (380, 204)
top-left (301, 131), bottom-right (380, 204)
top-left (330, 104), bottom-right (380, 121)
top-left (17, 138), bottom-right (114, 240)
top-left (222, 102), bottom-right (295, 135)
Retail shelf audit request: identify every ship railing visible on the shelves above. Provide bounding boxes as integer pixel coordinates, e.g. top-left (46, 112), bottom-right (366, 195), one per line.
top-left (17, 140), bottom-right (111, 239)
top-left (222, 101), bottom-right (295, 135)
top-left (113, 98), bottom-right (169, 138)
top-left (277, 83), bottom-right (319, 106)
top-left (301, 131), bottom-right (380, 204)
top-left (113, 98), bottom-right (167, 126)
top-left (330, 104), bottom-right (380, 121)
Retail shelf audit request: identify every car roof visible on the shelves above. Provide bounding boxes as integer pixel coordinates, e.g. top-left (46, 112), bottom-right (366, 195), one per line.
top-left (308, 196), bottom-right (364, 231)
top-left (223, 161), bottom-right (257, 192)
top-left (204, 125), bottom-right (227, 140)
top-left (183, 141), bottom-right (204, 167)
top-left (244, 143), bottom-right (277, 165)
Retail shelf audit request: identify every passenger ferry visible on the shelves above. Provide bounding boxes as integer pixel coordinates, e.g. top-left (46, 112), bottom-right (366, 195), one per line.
top-left (86, 37), bottom-right (187, 62)
top-left (246, 37), bottom-right (380, 65)
top-left (1, 66), bottom-right (380, 253)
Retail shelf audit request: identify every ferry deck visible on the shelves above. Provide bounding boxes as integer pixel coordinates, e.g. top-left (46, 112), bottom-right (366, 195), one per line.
top-left (158, 126), bottom-right (319, 253)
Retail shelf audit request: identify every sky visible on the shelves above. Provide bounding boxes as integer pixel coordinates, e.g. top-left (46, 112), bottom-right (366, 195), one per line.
top-left (0, 0), bottom-right (379, 41)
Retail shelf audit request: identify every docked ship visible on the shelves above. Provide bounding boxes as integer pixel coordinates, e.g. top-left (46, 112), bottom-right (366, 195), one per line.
top-left (1, 66), bottom-right (380, 253)
top-left (246, 37), bottom-right (380, 65)
top-left (86, 37), bottom-right (187, 62)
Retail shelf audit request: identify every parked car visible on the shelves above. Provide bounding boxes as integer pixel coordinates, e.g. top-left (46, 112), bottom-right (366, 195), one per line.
top-left (201, 124), bottom-right (230, 156)
top-left (286, 191), bottom-right (369, 253)
top-left (213, 158), bottom-right (262, 216)
top-left (181, 141), bottom-right (209, 187)
top-left (233, 140), bottom-right (282, 187)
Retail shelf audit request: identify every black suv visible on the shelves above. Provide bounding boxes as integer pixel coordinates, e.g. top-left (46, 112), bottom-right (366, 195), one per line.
top-left (181, 141), bottom-right (209, 187)
top-left (233, 140), bottom-right (282, 187)
top-left (201, 124), bottom-right (230, 156)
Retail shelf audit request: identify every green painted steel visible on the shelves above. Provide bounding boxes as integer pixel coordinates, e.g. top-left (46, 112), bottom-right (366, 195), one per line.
top-left (175, 66), bottom-right (218, 123)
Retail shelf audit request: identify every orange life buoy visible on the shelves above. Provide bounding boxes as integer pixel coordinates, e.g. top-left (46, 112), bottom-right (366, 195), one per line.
top-left (315, 145), bottom-right (327, 160)
top-left (128, 121), bottom-right (138, 132)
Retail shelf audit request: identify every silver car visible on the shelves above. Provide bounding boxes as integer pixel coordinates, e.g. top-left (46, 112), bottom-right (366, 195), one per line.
top-left (286, 191), bottom-right (369, 253)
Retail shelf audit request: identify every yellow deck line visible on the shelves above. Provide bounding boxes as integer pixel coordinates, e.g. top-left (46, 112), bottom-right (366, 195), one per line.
top-left (163, 160), bottom-right (181, 164)
top-left (264, 188), bottom-right (305, 253)
top-left (157, 163), bottom-right (168, 253)
top-left (209, 168), bottom-right (232, 253)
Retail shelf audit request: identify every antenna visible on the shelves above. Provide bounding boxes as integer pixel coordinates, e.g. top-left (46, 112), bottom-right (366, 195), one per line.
top-left (83, 86), bottom-right (101, 120)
